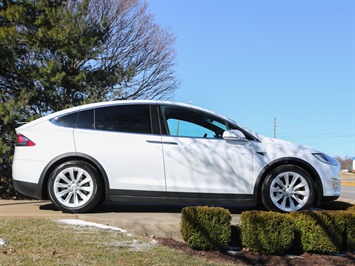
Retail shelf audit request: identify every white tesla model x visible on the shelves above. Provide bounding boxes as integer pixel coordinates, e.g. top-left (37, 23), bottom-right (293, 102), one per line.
top-left (12, 100), bottom-right (341, 213)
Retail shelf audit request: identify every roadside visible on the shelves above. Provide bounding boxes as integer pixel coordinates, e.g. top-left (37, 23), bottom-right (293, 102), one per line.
top-left (340, 171), bottom-right (355, 179)
top-left (0, 200), bottom-right (183, 241)
top-left (1, 196), bottom-right (355, 266)
top-left (0, 199), bottom-right (254, 241)
top-left (1, 199), bottom-right (354, 243)
top-left (340, 172), bottom-right (355, 186)
top-left (1, 173), bottom-right (354, 242)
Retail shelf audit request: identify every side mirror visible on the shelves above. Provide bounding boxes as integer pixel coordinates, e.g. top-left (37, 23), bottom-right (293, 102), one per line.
top-left (223, 130), bottom-right (248, 142)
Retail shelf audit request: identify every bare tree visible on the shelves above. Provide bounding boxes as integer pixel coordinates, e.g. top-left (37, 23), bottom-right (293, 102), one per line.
top-left (79, 0), bottom-right (178, 101)
top-left (334, 155), bottom-right (353, 171)
top-left (1, 0), bottom-right (178, 115)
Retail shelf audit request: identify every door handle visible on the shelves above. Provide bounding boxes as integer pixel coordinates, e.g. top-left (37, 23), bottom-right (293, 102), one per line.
top-left (146, 140), bottom-right (178, 145)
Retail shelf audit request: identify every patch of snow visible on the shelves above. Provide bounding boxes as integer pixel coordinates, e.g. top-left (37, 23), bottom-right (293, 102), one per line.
top-left (226, 250), bottom-right (238, 255)
top-left (56, 219), bottom-right (127, 233)
top-left (127, 239), bottom-right (157, 251)
top-left (285, 254), bottom-right (304, 259)
top-left (55, 219), bottom-right (158, 252)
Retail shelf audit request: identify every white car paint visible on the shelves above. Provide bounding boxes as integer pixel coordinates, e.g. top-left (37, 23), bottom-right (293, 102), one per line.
top-left (74, 129), bottom-right (166, 191)
top-left (12, 100), bottom-right (341, 213)
top-left (162, 135), bottom-right (254, 194)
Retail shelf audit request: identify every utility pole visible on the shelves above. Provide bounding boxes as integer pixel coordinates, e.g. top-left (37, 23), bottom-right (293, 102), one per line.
top-left (273, 118), bottom-right (296, 142)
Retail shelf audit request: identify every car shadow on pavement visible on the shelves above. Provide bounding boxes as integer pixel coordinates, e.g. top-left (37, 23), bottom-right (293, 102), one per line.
top-left (39, 200), bottom-right (354, 214)
top-left (0, 200), bottom-right (48, 207)
top-left (39, 201), bottom-right (265, 214)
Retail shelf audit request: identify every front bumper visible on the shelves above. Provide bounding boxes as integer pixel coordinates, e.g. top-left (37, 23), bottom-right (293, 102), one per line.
top-left (323, 195), bottom-right (340, 202)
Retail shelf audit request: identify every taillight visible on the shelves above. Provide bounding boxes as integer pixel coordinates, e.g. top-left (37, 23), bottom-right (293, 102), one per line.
top-left (16, 134), bottom-right (36, 146)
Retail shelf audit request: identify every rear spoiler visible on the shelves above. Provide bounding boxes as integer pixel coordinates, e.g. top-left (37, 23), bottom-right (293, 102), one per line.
top-left (15, 121), bottom-right (27, 125)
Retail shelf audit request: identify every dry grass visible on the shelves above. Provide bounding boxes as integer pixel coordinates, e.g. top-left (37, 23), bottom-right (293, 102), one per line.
top-left (0, 218), bottom-right (220, 266)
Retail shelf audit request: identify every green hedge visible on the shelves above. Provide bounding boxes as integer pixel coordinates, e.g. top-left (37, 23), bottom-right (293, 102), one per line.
top-left (240, 211), bottom-right (295, 255)
top-left (241, 210), bottom-right (355, 254)
top-left (180, 205), bottom-right (355, 255)
top-left (290, 211), bottom-right (345, 253)
top-left (342, 211), bottom-right (355, 251)
top-left (180, 206), bottom-right (231, 250)
top-left (347, 205), bottom-right (355, 213)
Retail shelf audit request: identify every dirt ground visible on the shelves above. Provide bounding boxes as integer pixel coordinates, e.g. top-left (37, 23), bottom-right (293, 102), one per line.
top-left (158, 238), bottom-right (355, 266)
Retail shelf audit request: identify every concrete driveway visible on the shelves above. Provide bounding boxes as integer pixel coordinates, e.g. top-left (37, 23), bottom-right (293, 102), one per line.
top-left (1, 179), bottom-right (354, 242)
top-left (0, 199), bottom-right (251, 241)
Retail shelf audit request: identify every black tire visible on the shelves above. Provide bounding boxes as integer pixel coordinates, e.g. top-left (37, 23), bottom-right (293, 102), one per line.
top-left (261, 165), bottom-right (314, 213)
top-left (48, 160), bottom-right (103, 213)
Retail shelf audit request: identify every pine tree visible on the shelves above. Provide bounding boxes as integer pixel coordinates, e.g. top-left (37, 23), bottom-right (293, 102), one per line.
top-left (0, 0), bottom-right (177, 197)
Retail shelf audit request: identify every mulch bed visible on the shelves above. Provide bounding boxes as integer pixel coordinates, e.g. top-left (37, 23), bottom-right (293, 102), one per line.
top-left (157, 237), bottom-right (355, 266)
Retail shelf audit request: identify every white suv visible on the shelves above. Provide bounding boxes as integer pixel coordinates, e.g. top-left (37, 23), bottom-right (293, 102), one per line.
top-left (12, 100), bottom-right (341, 213)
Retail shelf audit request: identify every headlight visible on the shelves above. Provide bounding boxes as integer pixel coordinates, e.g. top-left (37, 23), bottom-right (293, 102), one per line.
top-left (312, 153), bottom-right (338, 166)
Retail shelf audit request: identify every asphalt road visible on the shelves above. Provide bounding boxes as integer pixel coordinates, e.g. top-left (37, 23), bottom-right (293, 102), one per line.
top-left (339, 181), bottom-right (355, 202)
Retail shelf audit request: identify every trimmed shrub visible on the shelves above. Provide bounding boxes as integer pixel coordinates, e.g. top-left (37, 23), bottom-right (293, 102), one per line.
top-left (347, 205), bottom-right (355, 213)
top-left (240, 211), bottom-right (295, 255)
top-left (290, 210), bottom-right (346, 254)
top-left (180, 206), bottom-right (231, 250)
top-left (180, 204), bottom-right (355, 254)
top-left (341, 211), bottom-right (355, 251)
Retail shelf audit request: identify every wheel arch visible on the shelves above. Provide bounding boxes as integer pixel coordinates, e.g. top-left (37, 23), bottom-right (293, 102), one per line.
top-left (253, 157), bottom-right (323, 206)
top-left (39, 152), bottom-right (109, 200)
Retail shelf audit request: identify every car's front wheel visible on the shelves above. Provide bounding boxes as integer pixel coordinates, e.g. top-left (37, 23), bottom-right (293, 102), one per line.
top-left (261, 165), bottom-right (314, 212)
top-left (48, 160), bottom-right (103, 213)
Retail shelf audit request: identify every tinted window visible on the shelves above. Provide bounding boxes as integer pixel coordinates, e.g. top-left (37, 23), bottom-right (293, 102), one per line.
top-left (95, 105), bottom-right (152, 134)
top-left (77, 109), bottom-right (94, 129)
top-left (161, 106), bottom-right (228, 138)
top-left (51, 112), bottom-right (78, 128)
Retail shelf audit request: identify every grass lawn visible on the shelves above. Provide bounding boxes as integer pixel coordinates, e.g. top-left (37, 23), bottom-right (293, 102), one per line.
top-left (0, 218), bottom-right (222, 266)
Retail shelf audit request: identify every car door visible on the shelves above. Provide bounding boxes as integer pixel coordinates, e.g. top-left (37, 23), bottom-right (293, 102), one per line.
top-left (74, 104), bottom-right (166, 191)
top-left (160, 105), bottom-right (254, 194)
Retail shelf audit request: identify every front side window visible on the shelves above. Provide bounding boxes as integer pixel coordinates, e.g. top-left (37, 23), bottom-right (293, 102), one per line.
top-left (161, 106), bottom-right (228, 138)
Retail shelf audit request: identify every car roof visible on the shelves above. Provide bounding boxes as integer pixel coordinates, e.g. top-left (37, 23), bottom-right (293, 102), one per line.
top-left (17, 100), bottom-right (219, 127)
top-left (16, 100), bottom-right (260, 139)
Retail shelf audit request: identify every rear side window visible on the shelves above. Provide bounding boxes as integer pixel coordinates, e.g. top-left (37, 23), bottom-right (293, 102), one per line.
top-left (52, 104), bottom-right (152, 134)
top-left (77, 109), bottom-right (94, 129)
top-left (51, 112), bottom-right (78, 128)
top-left (95, 105), bottom-right (151, 134)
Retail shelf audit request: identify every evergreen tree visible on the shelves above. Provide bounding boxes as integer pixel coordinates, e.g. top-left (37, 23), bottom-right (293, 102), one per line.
top-left (0, 0), bottom-right (177, 197)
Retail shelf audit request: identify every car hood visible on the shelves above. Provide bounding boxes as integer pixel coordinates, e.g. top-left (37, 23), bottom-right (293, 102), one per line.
top-left (224, 119), bottom-right (322, 156)
top-left (252, 133), bottom-right (322, 157)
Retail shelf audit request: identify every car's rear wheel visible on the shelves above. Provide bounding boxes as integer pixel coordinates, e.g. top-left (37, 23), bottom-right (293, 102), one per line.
top-left (48, 160), bottom-right (102, 213)
top-left (261, 165), bottom-right (314, 212)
